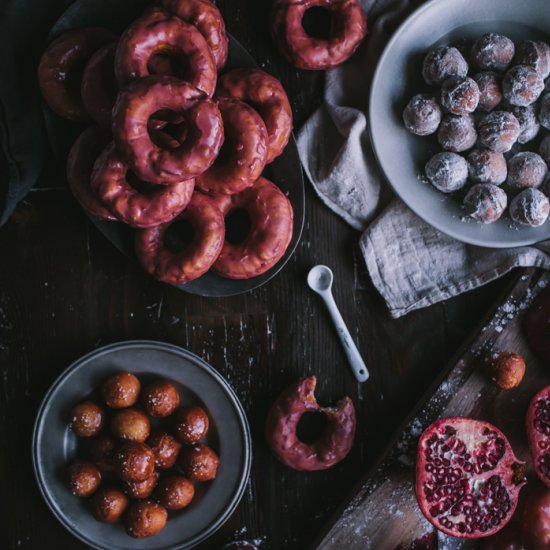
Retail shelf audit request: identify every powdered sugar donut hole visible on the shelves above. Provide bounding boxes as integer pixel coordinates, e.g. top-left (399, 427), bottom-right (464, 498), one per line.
top-left (440, 76), bottom-right (480, 115)
top-left (539, 135), bottom-right (550, 166)
top-left (402, 94), bottom-right (442, 136)
top-left (467, 148), bottom-right (507, 185)
top-left (425, 152), bottom-right (468, 193)
top-left (474, 72), bottom-right (502, 111)
top-left (509, 104), bottom-right (540, 144)
top-left (471, 33), bottom-right (515, 72)
top-left (506, 152), bottom-right (548, 190)
top-left (437, 114), bottom-right (477, 152)
top-left (514, 40), bottom-right (550, 79)
top-left (509, 188), bottom-right (550, 226)
top-left (422, 47), bottom-right (468, 86)
top-left (477, 111), bottom-right (520, 153)
top-left (538, 93), bottom-right (550, 130)
top-left (463, 183), bottom-right (508, 223)
top-left (502, 65), bottom-right (545, 106)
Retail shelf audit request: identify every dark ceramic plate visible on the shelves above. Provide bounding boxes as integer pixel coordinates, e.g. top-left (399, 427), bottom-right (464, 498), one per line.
top-left (43, 0), bottom-right (304, 295)
top-left (32, 341), bottom-right (252, 550)
top-left (369, 0), bottom-right (550, 248)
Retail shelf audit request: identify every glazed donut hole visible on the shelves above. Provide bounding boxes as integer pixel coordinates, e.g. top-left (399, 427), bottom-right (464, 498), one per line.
top-left (87, 433), bottom-right (118, 473)
top-left (66, 458), bottom-right (101, 497)
top-left (91, 486), bottom-right (129, 523)
top-left (115, 441), bottom-right (156, 482)
top-left (156, 474), bottom-right (195, 510)
top-left (70, 401), bottom-right (105, 438)
top-left (125, 500), bottom-right (167, 538)
top-left (141, 379), bottom-right (181, 418)
top-left (173, 405), bottom-right (210, 444)
top-left (147, 431), bottom-right (182, 469)
top-left (110, 408), bottom-right (151, 442)
top-left (179, 443), bottom-right (220, 482)
top-left (101, 371), bottom-right (141, 409)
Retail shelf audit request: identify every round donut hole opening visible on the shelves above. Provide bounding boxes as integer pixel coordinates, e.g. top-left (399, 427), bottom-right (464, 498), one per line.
top-left (163, 219), bottom-right (195, 252)
top-left (125, 171), bottom-right (159, 195)
top-left (148, 110), bottom-right (188, 150)
top-left (225, 208), bottom-right (252, 245)
top-left (301, 6), bottom-right (333, 40)
top-left (148, 47), bottom-right (194, 82)
top-left (296, 411), bottom-right (328, 443)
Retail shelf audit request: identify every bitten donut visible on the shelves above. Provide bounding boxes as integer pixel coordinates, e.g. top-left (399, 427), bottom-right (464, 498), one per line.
top-left (135, 192), bottom-right (225, 284)
top-left (160, 0), bottom-right (228, 69)
top-left (112, 77), bottom-right (223, 184)
top-left (66, 127), bottom-right (116, 221)
top-left (211, 177), bottom-right (293, 279)
top-left (216, 69), bottom-right (292, 163)
top-left (91, 143), bottom-right (194, 228)
top-left (38, 27), bottom-right (116, 120)
top-left (81, 43), bottom-right (118, 130)
top-left (114, 9), bottom-right (216, 96)
top-left (271, 0), bottom-right (367, 70)
top-left (265, 376), bottom-right (356, 471)
top-left (196, 98), bottom-right (268, 195)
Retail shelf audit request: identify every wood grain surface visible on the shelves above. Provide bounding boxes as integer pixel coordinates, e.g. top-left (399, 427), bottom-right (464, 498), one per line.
top-left (0, 1), bottom-right (515, 549)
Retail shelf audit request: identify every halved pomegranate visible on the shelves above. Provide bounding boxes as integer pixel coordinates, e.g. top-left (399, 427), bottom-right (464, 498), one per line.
top-left (415, 417), bottom-right (526, 538)
top-left (527, 385), bottom-right (550, 488)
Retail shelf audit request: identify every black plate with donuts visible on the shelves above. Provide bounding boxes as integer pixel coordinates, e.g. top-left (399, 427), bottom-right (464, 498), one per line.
top-left (32, 340), bottom-right (252, 550)
top-left (41, 0), bottom-right (305, 297)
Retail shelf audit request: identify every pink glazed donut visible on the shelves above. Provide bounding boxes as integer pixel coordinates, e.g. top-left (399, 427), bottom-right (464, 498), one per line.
top-left (265, 376), bottom-right (356, 471)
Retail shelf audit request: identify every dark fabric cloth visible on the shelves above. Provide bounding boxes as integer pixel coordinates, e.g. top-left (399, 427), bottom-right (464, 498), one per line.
top-left (0, 0), bottom-right (72, 226)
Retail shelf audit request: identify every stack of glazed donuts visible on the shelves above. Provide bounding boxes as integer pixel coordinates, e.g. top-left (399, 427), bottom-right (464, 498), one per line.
top-left (38, 0), bottom-right (295, 285)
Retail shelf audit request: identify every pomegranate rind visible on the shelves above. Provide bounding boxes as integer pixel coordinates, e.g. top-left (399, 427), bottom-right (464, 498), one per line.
top-left (265, 376), bottom-right (356, 471)
top-left (415, 416), bottom-right (526, 539)
top-left (526, 385), bottom-right (550, 488)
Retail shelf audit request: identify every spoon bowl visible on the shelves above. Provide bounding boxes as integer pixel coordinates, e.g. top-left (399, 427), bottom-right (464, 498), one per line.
top-left (307, 265), bottom-right (334, 293)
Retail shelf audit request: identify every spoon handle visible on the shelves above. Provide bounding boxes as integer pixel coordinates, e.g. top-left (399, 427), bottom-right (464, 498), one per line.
top-left (322, 291), bottom-right (369, 383)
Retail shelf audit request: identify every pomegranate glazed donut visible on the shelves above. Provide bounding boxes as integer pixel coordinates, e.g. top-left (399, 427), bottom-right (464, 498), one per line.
top-left (211, 177), bottom-right (293, 279)
top-left (81, 43), bottom-right (118, 130)
top-left (196, 98), bottom-right (268, 195)
top-left (114, 9), bottom-right (216, 96)
top-left (160, 0), bottom-right (229, 70)
top-left (271, 0), bottom-right (367, 70)
top-left (38, 28), bottom-right (117, 120)
top-left (112, 77), bottom-right (223, 184)
top-left (216, 69), bottom-right (292, 163)
top-left (91, 143), bottom-right (195, 228)
top-left (135, 192), bottom-right (225, 284)
top-left (265, 376), bottom-right (356, 471)
top-left (66, 127), bottom-right (116, 221)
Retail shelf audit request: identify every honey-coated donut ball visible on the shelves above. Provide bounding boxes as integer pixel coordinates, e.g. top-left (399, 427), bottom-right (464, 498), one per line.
top-left (70, 401), bottom-right (105, 438)
top-left (123, 470), bottom-right (159, 499)
top-left (115, 442), bottom-right (155, 482)
top-left (509, 188), bottom-right (550, 226)
top-left (110, 408), bottom-right (151, 442)
top-left (440, 76), bottom-right (479, 115)
top-left (174, 406), bottom-right (209, 444)
top-left (125, 501), bottom-right (168, 538)
top-left (425, 152), bottom-right (468, 193)
top-left (101, 372), bottom-right (141, 409)
top-left (514, 40), bottom-right (550, 79)
top-left (422, 46), bottom-right (468, 86)
top-left (510, 104), bottom-right (540, 143)
top-left (463, 184), bottom-right (507, 224)
top-left (437, 114), bottom-right (477, 153)
top-left (466, 149), bottom-right (507, 185)
top-left (179, 443), bottom-right (220, 481)
top-left (141, 380), bottom-right (180, 418)
top-left (156, 474), bottom-right (195, 510)
top-left (470, 33), bottom-right (515, 71)
top-left (506, 152), bottom-right (548, 190)
top-left (474, 72), bottom-right (502, 111)
top-left (66, 459), bottom-right (101, 497)
top-left (502, 65), bottom-right (545, 107)
top-left (87, 433), bottom-right (118, 473)
top-left (477, 111), bottom-right (520, 153)
top-left (147, 431), bottom-right (182, 469)
top-left (402, 94), bottom-right (441, 136)
top-left (91, 486), bottom-right (129, 523)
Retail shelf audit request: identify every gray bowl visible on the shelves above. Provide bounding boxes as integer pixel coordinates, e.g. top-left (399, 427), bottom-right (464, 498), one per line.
top-left (43, 0), bottom-right (304, 296)
top-left (369, 0), bottom-right (550, 248)
top-left (32, 341), bottom-right (252, 550)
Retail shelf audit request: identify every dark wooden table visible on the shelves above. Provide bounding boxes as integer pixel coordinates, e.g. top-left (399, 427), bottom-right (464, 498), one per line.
top-left (0, 1), bottom-right (513, 548)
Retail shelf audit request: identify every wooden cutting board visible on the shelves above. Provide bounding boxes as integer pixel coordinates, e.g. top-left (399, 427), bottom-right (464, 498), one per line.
top-left (314, 267), bottom-right (550, 549)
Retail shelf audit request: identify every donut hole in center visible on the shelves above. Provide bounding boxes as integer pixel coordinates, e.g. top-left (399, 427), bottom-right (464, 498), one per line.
top-left (301, 6), bottom-right (333, 40)
top-left (225, 208), bottom-right (251, 244)
top-left (148, 47), bottom-right (194, 82)
top-left (296, 411), bottom-right (328, 443)
top-left (164, 219), bottom-right (195, 252)
top-left (125, 171), bottom-right (159, 195)
top-left (149, 110), bottom-right (188, 150)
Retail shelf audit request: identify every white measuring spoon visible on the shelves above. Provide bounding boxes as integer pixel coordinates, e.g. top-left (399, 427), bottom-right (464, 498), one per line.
top-left (307, 265), bottom-right (369, 383)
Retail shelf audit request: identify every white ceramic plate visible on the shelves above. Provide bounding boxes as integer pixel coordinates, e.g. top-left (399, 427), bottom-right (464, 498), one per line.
top-left (369, 0), bottom-right (550, 248)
